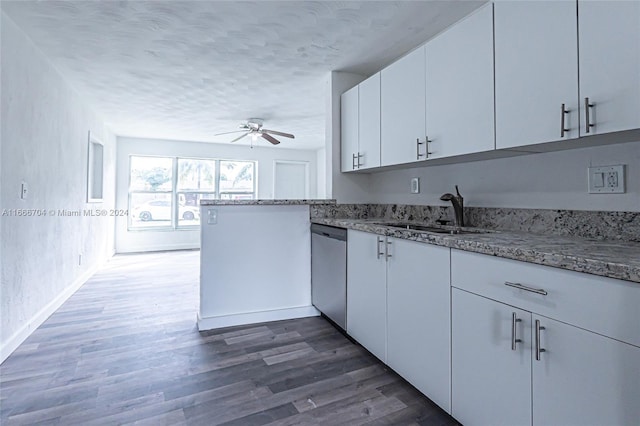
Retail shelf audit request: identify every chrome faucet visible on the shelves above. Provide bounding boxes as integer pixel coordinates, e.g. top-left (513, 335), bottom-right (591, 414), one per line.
top-left (440, 185), bottom-right (464, 228)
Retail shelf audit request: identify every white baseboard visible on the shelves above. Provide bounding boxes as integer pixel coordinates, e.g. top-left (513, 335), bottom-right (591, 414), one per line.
top-left (0, 263), bottom-right (101, 364)
top-left (197, 305), bottom-right (320, 331)
top-left (116, 243), bottom-right (199, 254)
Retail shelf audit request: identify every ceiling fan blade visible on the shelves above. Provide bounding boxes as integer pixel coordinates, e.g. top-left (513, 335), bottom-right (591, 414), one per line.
top-left (262, 129), bottom-right (295, 139)
top-left (214, 130), bottom-right (249, 136)
top-left (230, 132), bottom-right (251, 143)
top-left (260, 132), bottom-right (281, 145)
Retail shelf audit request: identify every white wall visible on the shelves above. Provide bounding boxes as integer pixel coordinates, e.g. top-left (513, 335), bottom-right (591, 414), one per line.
top-left (366, 141), bottom-right (640, 211)
top-left (316, 147), bottom-right (327, 198)
top-left (325, 71), bottom-right (373, 203)
top-left (0, 12), bottom-right (116, 362)
top-left (115, 136), bottom-right (319, 253)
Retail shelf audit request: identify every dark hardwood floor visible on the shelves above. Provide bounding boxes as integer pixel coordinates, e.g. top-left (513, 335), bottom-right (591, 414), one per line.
top-left (0, 250), bottom-right (458, 425)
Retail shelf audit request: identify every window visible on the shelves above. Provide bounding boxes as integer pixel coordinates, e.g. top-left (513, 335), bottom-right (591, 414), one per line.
top-left (129, 156), bottom-right (174, 228)
top-left (177, 158), bottom-right (216, 226)
top-left (219, 160), bottom-right (256, 199)
top-left (128, 156), bottom-right (257, 230)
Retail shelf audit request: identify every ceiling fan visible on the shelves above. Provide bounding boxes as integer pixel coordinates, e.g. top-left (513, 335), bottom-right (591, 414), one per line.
top-left (215, 119), bottom-right (295, 145)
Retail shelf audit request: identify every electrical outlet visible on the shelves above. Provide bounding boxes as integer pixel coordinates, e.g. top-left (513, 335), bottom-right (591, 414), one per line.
top-left (207, 209), bottom-right (218, 224)
top-left (410, 178), bottom-right (420, 194)
top-left (588, 165), bottom-right (625, 194)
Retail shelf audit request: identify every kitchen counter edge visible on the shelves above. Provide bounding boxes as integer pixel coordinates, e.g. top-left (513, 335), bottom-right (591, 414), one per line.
top-left (312, 218), bottom-right (640, 284)
top-left (200, 199), bottom-right (336, 206)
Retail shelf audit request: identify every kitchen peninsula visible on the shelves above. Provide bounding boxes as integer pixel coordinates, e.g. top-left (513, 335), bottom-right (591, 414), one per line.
top-left (198, 199), bottom-right (335, 331)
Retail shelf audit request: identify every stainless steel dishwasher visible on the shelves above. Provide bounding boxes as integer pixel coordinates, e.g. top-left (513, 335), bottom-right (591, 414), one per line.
top-left (311, 224), bottom-right (347, 331)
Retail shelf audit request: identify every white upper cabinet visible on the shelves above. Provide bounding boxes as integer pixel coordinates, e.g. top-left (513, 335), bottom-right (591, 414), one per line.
top-left (426, 3), bottom-right (495, 158)
top-left (358, 73), bottom-right (381, 170)
top-left (381, 47), bottom-right (427, 166)
top-left (340, 85), bottom-right (359, 172)
top-left (578, 0), bottom-right (640, 136)
top-left (494, 0), bottom-right (580, 149)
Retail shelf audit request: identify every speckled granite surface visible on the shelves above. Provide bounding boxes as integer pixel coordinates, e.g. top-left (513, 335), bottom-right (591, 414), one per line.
top-left (201, 199), bottom-right (336, 206)
top-left (310, 217), bottom-right (640, 284)
top-left (310, 204), bottom-right (640, 242)
top-left (466, 207), bottom-right (640, 242)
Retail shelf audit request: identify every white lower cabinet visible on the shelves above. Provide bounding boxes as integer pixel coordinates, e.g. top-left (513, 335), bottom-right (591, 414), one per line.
top-left (453, 288), bottom-right (640, 426)
top-left (346, 230), bottom-right (387, 362)
top-left (387, 239), bottom-right (450, 412)
top-left (451, 248), bottom-right (640, 426)
top-left (533, 315), bottom-right (640, 426)
top-left (347, 230), bottom-right (451, 413)
top-left (452, 288), bottom-right (531, 426)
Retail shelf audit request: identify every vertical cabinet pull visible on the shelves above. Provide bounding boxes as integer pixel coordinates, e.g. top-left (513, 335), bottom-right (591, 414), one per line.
top-left (584, 97), bottom-right (594, 133)
top-left (560, 103), bottom-right (570, 137)
top-left (511, 312), bottom-right (522, 351)
top-left (416, 138), bottom-right (425, 160)
top-left (385, 240), bottom-right (393, 259)
top-left (416, 137), bottom-right (433, 160)
top-left (352, 153), bottom-right (364, 169)
top-left (376, 237), bottom-right (384, 259)
top-left (535, 319), bottom-right (546, 361)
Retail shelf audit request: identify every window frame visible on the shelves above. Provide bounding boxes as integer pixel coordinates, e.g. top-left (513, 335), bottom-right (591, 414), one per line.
top-left (127, 155), bottom-right (257, 231)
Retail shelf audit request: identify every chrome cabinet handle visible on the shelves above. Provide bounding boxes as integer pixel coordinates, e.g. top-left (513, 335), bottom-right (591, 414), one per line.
top-left (560, 103), bottom-right (570, 137)
top-left (385, 240), bottom-right (392, 259)
top-left (376, 237), bottom-right (384, 259)
top-left (504, 281), bottom-right (548, 296)
top-left (356, 152), bottom-right (363, 168)
top-left (416, 138), bottom-right (425, 160)
top-left (511, 312), bottom-right (522, 351)
top-left (352, 153), bottom-right (357, 170)
top-left (426, 136), bottom-right (433, 157)
top-left (535, 319), bottom-right (546, 361)
top-left (584, 97), bottom-right (594, 133)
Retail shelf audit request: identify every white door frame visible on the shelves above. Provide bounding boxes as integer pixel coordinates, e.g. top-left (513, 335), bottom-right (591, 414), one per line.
top-left (273, 160), bottom-right (310, 199)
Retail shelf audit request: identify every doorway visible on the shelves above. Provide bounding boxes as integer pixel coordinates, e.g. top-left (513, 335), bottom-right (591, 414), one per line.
top-left (273, 160), bottom-right (309, 199)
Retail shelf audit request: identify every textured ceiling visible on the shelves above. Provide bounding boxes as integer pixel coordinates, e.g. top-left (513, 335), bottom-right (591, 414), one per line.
top-left (2, 1), bottom-right (485, 149)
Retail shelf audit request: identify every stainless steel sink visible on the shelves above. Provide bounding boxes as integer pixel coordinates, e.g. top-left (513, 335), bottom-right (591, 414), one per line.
top-left (374, 222), bottom-right (488, 235)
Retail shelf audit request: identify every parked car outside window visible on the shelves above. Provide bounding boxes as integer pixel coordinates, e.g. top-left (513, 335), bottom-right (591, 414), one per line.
top-left (131, 200), bottom-right (200, 222)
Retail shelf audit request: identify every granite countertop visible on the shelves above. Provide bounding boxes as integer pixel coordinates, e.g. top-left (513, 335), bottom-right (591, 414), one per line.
top-left (311, 218), bottom-right (640, 284)
top-left (200, 199), bottom-right (336, 206)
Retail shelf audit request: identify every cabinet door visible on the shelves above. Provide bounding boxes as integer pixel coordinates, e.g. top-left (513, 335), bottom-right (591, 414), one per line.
top-left (340, 85), bottom-right (359, 172)
top-left (381, 47), bottom-right (426, 166)
top-left (494, 0), bottom-right (579, 149)
top-left (425, 3), bottom-right (494, 158)
top-left (578, 0), bottom-right (640, 135)
top-left (452, 288), bottom-right (532, 426)
top-left (387, 240), bottom-right (451, 412)
top-left (346, 230), bottom-right (387, 362)
top-left (532, 315), bottom-right (640, 426)
top-left (358, 72), bottom-right (381, 170)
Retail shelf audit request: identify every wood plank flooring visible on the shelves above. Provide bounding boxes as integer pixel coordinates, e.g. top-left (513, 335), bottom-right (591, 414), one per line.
top-left (0, 250), bottom-right (459, 425)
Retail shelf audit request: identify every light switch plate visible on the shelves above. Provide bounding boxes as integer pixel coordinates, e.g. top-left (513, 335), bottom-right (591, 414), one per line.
top-left (21, 182), bottom-right (28, 199)
top-left (410, 178), bottom-right (420, 194)
top-left (588, 165), bottom-right (625, 194)
top-left (207, 209), bottom-right (218, 224)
